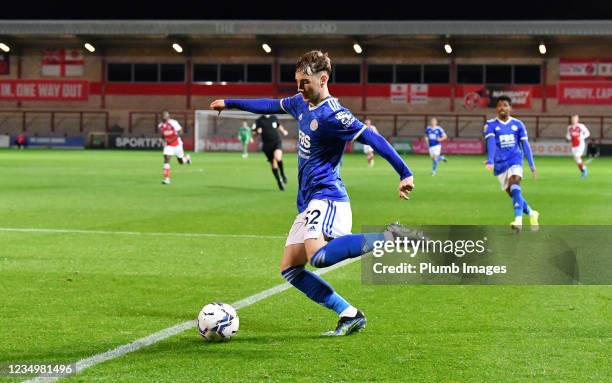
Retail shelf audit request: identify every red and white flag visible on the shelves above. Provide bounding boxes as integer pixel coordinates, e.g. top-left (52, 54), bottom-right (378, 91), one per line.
top-left (41, 49), bottom-right (84, 77)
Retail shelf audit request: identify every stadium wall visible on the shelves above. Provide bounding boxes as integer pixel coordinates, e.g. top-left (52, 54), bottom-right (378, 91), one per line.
top-left (1, 42), bottom-right (612, 142)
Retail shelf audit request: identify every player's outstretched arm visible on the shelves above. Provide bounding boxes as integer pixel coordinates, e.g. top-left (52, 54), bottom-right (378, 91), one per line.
top-left (520, 139), bottom-right (537, 179)
top-left (356, 128), bottom-right (414, 199)
top-left (210, 98), bottom-right (284, 115)
top-left (484, 136), bottom-right (496, 171)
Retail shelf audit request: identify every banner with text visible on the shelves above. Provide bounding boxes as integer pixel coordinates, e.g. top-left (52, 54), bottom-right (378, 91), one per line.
top-left (26, 136), bottom-right (85, 149)
top-left (412, 139), bottom-right (484, 154)
top-left (559, 58), bottom-right (612, 81)
top-left (462, 85), bottom-right (532, 109)
top-left (0, 80), bottom-right (89, 101)
top-left (530, 141), bottom-right (572, 156)
top-left (557, 82), bottom-right (612, 104)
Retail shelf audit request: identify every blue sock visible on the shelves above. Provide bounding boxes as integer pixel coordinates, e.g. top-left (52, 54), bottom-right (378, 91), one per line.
top-left (510, 184), bottom-right (524, 218)
top-left (523, 199), bottom-right (531, 215)
top-left (310, 233), bottom-right (385, 268)
top-left (432, 158), bottom-right (439, 172)
top-left (281, 265), bottom-right (350, 315)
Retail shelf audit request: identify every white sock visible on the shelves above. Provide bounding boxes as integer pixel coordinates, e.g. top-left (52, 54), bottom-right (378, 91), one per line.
top-left (339, 306), bottom-right (358, 318)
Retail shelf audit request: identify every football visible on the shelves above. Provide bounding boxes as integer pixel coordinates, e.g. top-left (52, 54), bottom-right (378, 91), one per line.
top-left (197, 302), bottom-right (240, 342)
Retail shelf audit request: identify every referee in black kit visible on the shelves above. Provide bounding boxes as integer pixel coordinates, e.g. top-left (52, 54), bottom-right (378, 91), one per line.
top-left (252, 114), bottom-right (289, 190)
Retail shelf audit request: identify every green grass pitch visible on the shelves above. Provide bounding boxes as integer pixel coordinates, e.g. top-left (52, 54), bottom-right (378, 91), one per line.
top-left (0, 150), bottom-right (610, 382)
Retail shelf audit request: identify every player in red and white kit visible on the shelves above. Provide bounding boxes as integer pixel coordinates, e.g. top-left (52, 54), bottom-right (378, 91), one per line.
top-left (159, 110), bottom-right (191, 184)
top-left (566, 114), bottom-right (590, 178)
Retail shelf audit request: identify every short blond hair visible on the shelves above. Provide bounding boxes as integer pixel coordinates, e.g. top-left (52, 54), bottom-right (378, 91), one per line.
top-left (296, 50), bottom-right (332, 76)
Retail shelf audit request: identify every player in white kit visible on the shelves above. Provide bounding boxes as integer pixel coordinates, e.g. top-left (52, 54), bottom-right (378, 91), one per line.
top-left (159, 110), bottom-right (191, 185)
top-left (566, 114), bottom-right (590, 178)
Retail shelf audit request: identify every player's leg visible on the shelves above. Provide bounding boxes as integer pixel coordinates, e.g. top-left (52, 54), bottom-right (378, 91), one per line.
top-left (177, 155), bottom-right (192, 165)
top-left (280, 211), bottom-right (361, 332)
top-left (174, 145), bottom-right (191, 166)
top-left (506, 175), bottom-right (523, 231)
top-left (306, 233), bottom-right (386, 268)
top-left (432, 154), bottom-right (439, 176)
top-left (574, 145), bottom-right (587, 177)
top-left (267, 146), bottom-right (284, 191)
top-left (430, 146), bottom-right (440, 175)
top-left (162, 155), bottom-right (171, 184)
top-left (305, 201), bottom-right (417, 269)
top-left (303, 201), bottom-right (423, 335)
top-left (280, 243), bottom-right (353, 316)
top-left (506, 171), bottom-right (538, 231)
top-left (270, 158), bottom-right (284, 191)
top-left (303, 205), bottom-right (366, 335)
top-left (274, 148), bottom-right (287, 183)
top-left (364, 146), bottom-right (374, 167)
top-left (439, 148), bottom-right (447, 162)
top-left (241, 140), bottom-right (248, 158)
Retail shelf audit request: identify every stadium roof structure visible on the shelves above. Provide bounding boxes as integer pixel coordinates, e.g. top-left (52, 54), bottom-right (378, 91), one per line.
top-left (1, 20), bottom-right (611, 37)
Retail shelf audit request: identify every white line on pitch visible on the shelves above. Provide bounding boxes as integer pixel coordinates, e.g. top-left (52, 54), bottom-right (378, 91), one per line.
top-left (0, 227), bottom-right (285, 240)
top-left (23, 257), bottom-right (359, 383)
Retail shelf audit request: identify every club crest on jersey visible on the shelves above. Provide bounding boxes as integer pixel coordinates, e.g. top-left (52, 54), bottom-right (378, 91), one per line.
top-left (310, 119), bottom-right (318, 131)
top-left (511, 125), bottom-right (518, 131)
top-left (335, 111), bottom-right (355, 128)
top-left (272, 122), bottom-right (278, 128)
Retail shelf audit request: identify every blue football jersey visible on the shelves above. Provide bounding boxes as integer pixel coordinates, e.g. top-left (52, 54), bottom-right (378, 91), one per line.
top-left (425, 126), bottom-right (446, 147)
top-left (483, 117), bottom-right (529, 175)
top-left (280, 94), bottom-right (366, 213)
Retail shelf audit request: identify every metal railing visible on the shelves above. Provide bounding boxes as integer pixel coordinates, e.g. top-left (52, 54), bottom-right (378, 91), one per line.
top-left (128, 111), bottom-right (192, 135)
top-left (358, 113), bottom-right (612, 141)
top-left (0, 110), bottom-right (109, 136)
top-left (1, 110), bottom-right (610, 142)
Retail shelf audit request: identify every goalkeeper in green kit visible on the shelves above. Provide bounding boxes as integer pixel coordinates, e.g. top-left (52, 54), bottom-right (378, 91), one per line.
top-left (238, 121), bottom-right (253, 159)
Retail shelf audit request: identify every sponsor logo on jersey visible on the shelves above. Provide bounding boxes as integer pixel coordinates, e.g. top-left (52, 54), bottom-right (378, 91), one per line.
top-left (499, 133), bottom-right (516, 148)
top-left (299, 130), bottom-right (311, 149)
top-left (334, 111), bottom-right (355, 128)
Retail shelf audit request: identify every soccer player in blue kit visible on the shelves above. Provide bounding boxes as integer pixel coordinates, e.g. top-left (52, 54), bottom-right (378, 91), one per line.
top-left (484, 95), bottom-right (540, 232)
top-left (211, 51), bottom-right (414, 336)
top-left (424, 117), bottom-right (448, 176)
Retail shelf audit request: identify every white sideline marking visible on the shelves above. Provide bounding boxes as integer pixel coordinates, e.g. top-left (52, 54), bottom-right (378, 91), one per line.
top-left (23, 258), bottom-right (359, 383)
top-left (0, 227), bottom-right (285, 240)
